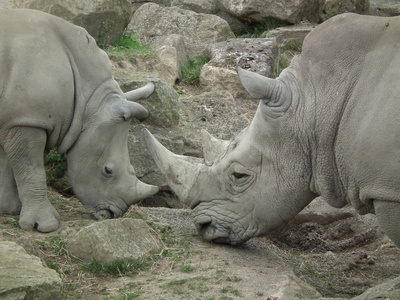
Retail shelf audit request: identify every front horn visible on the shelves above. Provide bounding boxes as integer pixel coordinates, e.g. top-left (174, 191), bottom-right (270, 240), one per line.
top-left (143, 129), bottom-right (204, 206)
top-left (124, 82), bottom-right (155, 102)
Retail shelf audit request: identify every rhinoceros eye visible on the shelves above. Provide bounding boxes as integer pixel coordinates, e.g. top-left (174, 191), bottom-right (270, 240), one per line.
top-left (104, 166), bottom-right (113, 176)
top-left (233, 172), bottom-right (249, 180)
top-left (226, 163), bottom-right (256, 194)
top-left (232, 172), bottom-right (250, 185)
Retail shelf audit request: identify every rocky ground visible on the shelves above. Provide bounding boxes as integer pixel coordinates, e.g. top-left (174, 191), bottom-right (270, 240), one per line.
top-left (1, 187), bottom-right (400, 299)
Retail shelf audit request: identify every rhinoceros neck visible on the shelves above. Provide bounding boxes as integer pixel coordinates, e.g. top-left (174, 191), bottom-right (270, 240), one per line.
top-left (297, 65), bottom-right (362, 209)
top-left (58, 77), bottom-right (121, 154)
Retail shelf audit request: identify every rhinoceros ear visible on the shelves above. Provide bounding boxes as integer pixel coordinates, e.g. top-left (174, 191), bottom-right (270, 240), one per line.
top-left (124, 82), bottom-right (155, 102)
top-left (237, 67), bottom-right (292, 118)
top-left (115, 101), bottom-right (150, 121)
top-left (201, 129), bottom-right (230, 166)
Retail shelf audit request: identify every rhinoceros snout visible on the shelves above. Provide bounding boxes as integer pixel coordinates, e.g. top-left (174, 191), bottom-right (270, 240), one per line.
top-left (93, 209), bottom-right (114, 220)
top-left (92, 204), bottom-right (124, 220)
top-left (194, 215), bottom-right (231, 244)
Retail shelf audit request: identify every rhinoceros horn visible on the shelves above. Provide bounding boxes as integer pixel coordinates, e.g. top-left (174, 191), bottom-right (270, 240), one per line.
top-left (124, 82), bottom-right (155, 101)
top-left (237, 67), bottom-right (291, 117)
top-left (201, 129), bottom-right (229, 166)
top-left (143, 129), bottom-right (203, 207)
top-left (120, 82), bottom-right (156, 121)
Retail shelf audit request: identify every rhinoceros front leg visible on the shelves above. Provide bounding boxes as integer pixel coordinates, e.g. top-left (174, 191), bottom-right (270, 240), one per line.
top-left (0, 146), bottom-right (21, 214)
top-left (374, 200), bottom-right (400, 248)
top-left (2, 127), bottom-right (59, 232)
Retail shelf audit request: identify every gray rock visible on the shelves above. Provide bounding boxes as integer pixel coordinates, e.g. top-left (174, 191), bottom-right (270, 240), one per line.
top-left (5, 0), bottom-right (132, 45)
top-left (369, 0), bottom-right (400, 17)
top-left (267, 25), bottom-right (315, 45)
top-left (323, 0), bottom-right (370, 19)
top-left (292, 197), bottom-right (355, 225)
top-left (0, 241), bottom-right (62, 300)
top-left (352, 275), bottom-right (400, 299)
top-left (200, 38), bottom-right (279, 97)
top-left (171, 0), bottom-right (219, 14)
top-left (151, 34), bottom-right (188, 85)
top-left (66, 218), bottom-right (163, 264)
top-left (113, 69), bottom-right (180, 127)
top-left (16, 236), bottom-right (46, 264)
top-left (215, 0), bottom-right (324, 24)
top-left (209, 38), bottom-right (279, 77)
top-left (127, 2), bottom-right (234, 58)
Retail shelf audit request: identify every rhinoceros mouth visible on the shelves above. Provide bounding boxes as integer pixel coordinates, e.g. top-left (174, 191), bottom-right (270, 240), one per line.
top-left (194, 214), bottom-right (246, 244)
top-left (90, 203), bottom-right (125, 220)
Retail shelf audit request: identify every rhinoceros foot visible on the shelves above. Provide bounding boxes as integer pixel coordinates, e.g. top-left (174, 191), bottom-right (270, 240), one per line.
top-left (19, 202), bottom-right (60, 232)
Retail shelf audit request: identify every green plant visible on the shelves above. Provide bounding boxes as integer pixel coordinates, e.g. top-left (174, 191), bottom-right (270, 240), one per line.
top-left (226, 275), bottom-right (242, 282)
top-left (81, 257), bottom-right (151, 276)
top-left (44, 149), bottom-right (67, 185)
top-left (49, 236), bottom-right (67, 256)
top-left (7, 220), bottom-right (18, 228)
top-left (180, 55), bottom-right (209, 85)
top-left (181, 264), bottom-right (195, 273)
top-left (105, 33), bottom-right (155, 65)
top-left (276, 40), bottom-right (302, 76)
top-left (281, 40), bottom-right (302, 52)
top-left (46, 259), bottom-right (61, 272)
top-left (277, 55), bottom-right (291, 75)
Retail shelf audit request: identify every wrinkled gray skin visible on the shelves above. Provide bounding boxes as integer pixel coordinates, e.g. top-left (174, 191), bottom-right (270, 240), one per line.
top-left (0, 9), bottom-right (159, 232)
top-left (145, 13), bottom-right (400, 247)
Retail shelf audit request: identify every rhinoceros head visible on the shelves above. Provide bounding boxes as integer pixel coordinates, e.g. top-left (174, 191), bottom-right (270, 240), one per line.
top-left (144, 68), bottom-right (317, 244)
top-left (66, 82), bottom-right (159, 220)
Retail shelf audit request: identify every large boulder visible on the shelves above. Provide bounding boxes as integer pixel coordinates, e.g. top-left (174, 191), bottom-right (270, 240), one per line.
top-left (151, 34), bottom-right (189, 85)
top-left (369, 0), bottom-right (400, 17)
top-left (127, 2), bottom-right (235, 58)
top-left (113, 69), bottom-right (180, 127)
top-left (171, 0), bottom-right (219, 14)
top-left (3, 0), bottom-right (132, 45)
top-left (215, 0), bottom-right (325, 24)
top-left (66, 218), bottom-right (163, 264)
top-left (0, 241), bottom-right (62, 300)
top-left (266, 25), bottom-right (315, 45)
top-left (353, 275), bottom-right (400, 299)
top-left (322, 0), bottom-right (370, 19)
top-left (200, 38), bottom-right (279, 97)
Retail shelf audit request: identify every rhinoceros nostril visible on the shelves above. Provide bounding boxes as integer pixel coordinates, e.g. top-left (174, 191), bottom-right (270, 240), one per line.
top-left (194, 215), bottom-right (213, 232)
top-left (93, 209), bottom-right (113, 220)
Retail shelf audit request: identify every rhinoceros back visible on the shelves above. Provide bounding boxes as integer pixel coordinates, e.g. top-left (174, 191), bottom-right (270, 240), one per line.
top-left (0, 9), bottom-right (113, 148)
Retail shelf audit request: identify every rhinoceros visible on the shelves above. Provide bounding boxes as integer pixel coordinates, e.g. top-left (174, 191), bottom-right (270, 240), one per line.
top-left (144, 13), bottom-right (400, 247)
top-left (0, 9), bottom-right (159, 232)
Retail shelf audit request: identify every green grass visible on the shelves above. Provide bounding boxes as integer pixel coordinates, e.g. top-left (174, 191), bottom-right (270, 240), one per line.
top-left (180, 55), bottom-right (209, 85)
top-left (105, 33), bottom-right (155, 65)
top-left (281, 40), bottom-right (302, 52)
top-left (181, 264), bottom-right (195, 273)
top-left (44, 149), bottom-right (67, 185)
top-left (276, 40), bottom-right (303, 76)
top-left (81, 257), bottom-right (152, 276)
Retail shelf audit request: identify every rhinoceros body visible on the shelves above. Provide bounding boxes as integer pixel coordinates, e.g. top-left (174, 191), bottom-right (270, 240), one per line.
top-left (0, 9), bottom-right (158, 232)
top-left (145, 13), bottom-right (400, 247)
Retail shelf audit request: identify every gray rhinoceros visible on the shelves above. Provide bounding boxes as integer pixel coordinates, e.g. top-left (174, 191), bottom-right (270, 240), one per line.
top-left (144, 13), bottom-right (400, 247)
top-left (0, 9), bottom-right (159, 232)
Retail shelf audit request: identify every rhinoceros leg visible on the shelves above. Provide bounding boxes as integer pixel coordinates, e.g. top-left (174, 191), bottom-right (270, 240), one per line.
top-left (2, 127), bottom-right (59, 232)
top-left (374, 200), bottom-right (400, 248)
top-left (0, 146), bottom-right (21, 214)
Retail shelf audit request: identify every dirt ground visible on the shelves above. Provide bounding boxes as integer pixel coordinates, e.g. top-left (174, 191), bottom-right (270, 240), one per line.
top-left (1, 189), bottom-right (400, 300)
